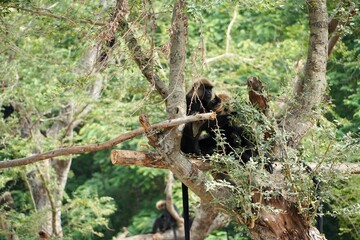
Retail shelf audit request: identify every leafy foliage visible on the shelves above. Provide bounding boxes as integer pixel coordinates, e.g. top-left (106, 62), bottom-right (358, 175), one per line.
top-left (62, 189), bottom-right (116, 238)
top-left (0, 0), bottom-right (359, 239)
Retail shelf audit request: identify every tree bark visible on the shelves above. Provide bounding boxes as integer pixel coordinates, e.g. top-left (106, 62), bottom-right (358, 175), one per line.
top-left (251, 1), bottom-right (329, 239)
top-left (111, 150), bottom-right (360, 174)
top-left (281, 0), bottom-right (328, 148)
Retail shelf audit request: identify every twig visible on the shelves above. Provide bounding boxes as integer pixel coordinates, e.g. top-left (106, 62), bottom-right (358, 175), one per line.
top-left (7, 5), bottom-right (105, 26)
top-left (0, 113), bottom-right (216, 169)
top-left (205, 5), bottom-right (238, 64)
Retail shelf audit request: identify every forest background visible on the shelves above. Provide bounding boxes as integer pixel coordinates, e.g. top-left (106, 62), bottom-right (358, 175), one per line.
top-left (0, 0), bottom-right (359, 239)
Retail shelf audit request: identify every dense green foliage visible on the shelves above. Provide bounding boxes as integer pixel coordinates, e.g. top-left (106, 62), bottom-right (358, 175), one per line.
top-left (0, 0), bottom-right (359, 239)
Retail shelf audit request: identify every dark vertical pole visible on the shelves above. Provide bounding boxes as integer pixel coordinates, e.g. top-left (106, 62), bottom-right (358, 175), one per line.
top-left (182, 183), bottom-right (190, 240)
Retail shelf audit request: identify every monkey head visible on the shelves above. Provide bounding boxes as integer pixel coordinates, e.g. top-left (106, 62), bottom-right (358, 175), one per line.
top-left (156, 200), bottom-right (166, 210)
top-left (187, 79), bottom-right (217, 114)
top-left (213, 93), bottom-right (233, 115)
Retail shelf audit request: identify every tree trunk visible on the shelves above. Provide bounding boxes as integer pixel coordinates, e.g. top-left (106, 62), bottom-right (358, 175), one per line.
top-left (281, 0), bottom-right (328, 148)
top-left (25, 45), bottom-right (105, 238)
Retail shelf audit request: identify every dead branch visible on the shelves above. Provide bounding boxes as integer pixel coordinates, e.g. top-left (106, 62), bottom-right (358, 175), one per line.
top-left (111, 150), bottom-right (360, 174)
top-left (0, 113), bottom-right (216, 169)
top-left (225, 6), bottom-right (238, 54)
top-left (139, 115), bottom-right (159, 147)
top-left (111, 150), bottom-right (211, 170)
top-left (6, 4), bottom-right (105, 26)
top-left (247, 76), bottom-right (269, 115)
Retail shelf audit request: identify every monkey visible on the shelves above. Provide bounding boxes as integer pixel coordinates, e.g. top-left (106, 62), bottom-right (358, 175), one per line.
top-left (181, 82), bottom-right (255, 161)
top-left (98, 36), bottom-right (116, 63)
top-left (181, 80), bottom-right (273, 172)
top-left (181, 79), bottom-right (221, 154)
top-left (198, 93), bottom-right (259, 165)
top-left (185, 78), bottom-right (220, 115)
top-left (0, 192), bottom-right (15, 211)
top-left (0, 105), bottom-right (15, 120)
top-left (0, 192), bottom-right (17, 240)
top-left (151, 200), bottom-right (178, 238)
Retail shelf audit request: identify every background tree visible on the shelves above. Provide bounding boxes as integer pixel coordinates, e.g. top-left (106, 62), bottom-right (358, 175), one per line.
top-left (0, 0), bottom-right (359, 240)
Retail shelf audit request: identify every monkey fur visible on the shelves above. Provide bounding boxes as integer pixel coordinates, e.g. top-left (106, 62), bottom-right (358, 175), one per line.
top-left (152, 200), bottom-right (178, 237)
top-left (181, 79), bottom-right (272, 172)
top-left (181, 79), bottom-right (221, 154)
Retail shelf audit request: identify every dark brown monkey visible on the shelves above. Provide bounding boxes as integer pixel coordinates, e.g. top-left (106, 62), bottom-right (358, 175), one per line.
top-left (181, 79), bottom-right (221, 154)
top-left (186, 79), bottom-right (219, 115)
top-left (151, 200), bottom-right (178, 237)
top-left (198, 92), bottom-right (257, 163)
top-left (182, 82), bottom-right (273, 172)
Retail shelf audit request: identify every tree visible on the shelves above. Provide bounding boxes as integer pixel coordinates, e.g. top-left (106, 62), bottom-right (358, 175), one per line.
top-left (0, 0), bottom-right (359, 239)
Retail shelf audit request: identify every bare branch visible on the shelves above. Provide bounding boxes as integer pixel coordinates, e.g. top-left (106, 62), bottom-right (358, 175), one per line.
top-left (139, 114), bottom-right (159, 147)
top-left (328, 7), bottom-right (358, 56)
top-left (111, 150), bottom-right (212, 171)
top-left (111, 150), bottom-right (360, 174)
top-left (205, 6), bottom-right (238, 65)
top-left (7, 4), bottom-right (105, 26)
top-left (226, 6), bottom-right (238, 54)
top-left (114, 1), bottom-right (169, 99)
top-left (205, 53), bottom-right (238, 64)
top-left (0, 113), bottom-right (216, 169)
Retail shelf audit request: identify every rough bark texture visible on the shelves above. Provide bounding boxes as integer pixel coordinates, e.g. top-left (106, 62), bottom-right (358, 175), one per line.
top-left (190, 202), bottom-right (227, 240)
top-left (281, 0), bottom-right (328, 148)
top-left (248, 1), bottom-right (329, 239)
top-left (250, 194), bottom-right (320, 240)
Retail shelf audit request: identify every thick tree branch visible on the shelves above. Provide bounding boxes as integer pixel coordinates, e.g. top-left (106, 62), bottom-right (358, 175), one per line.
top-left (111, 150), bottom-right (360, 174)
top-left (111, 150), bottom-right (212, 170)
top-left (167, 0), bottom-right (187, 118)
top-left (328, 8), bottom-right (358, 56)
top-left (281, 0), bottom-right (328, 148)
top-left (115, 0), bottom-right (169, 99)
top-left (0, 113), bottom-right (215, 169)
top-left (190, 202), bottom-right (226, 240)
